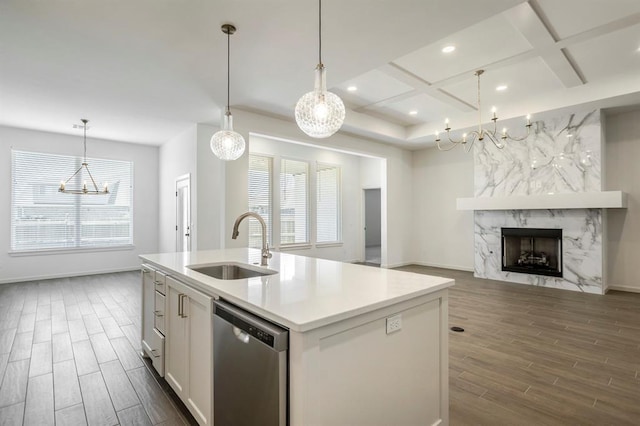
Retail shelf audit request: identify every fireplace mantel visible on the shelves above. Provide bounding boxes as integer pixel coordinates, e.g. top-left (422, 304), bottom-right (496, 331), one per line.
top-left (457, 191), bottom-right (627, 211)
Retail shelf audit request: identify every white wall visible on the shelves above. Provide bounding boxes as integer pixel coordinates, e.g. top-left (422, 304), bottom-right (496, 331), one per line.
top-left (221, 109), bottom-right (412, 268)
top-left (605, 108), bottom-right (640, 293)
top-left (0, 125), bottom-right (159, 283)
top-left (249, 134), bottom-right (363, 262)
top-left (360, 156), bottom-right (383, 188)
top-left (158, 125), bottom-right (197, 252)
top-left (195, 123), bottom-right (225, 250)
top-left (411, 146), bottom-right (474, 271)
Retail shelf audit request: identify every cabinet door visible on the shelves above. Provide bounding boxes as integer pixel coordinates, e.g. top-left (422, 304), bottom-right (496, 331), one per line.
top-left (185, 287), bottom-right (212, 425)
top-left (141, 267), bottom-right (156, 357)
top-left (165, 277), bottom-right (189, 398)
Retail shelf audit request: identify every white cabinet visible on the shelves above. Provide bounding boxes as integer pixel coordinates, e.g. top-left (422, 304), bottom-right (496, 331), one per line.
top-left (165, 276), bottom-right (213, 426)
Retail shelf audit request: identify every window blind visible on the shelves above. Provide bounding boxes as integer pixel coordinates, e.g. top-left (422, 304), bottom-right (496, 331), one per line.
top-left (280, 159), bottom-right (308, 245)
top-left (11, 150), bottom-right (133, 252)
top-left (316, 164), bottom-right (340, 243)
top-left (248, 154), bottom-right (272, 249)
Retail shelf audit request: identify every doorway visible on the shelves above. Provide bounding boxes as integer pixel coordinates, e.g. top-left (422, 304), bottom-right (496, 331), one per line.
top-left (176, 174), bottom-right (191, 252)
top-left (364, 188), bottom-right (381, 265)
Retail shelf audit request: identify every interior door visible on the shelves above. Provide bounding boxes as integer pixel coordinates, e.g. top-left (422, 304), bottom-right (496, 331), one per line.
top-left (364, 188), bottom-right (381, 264)
top-left (176, 174), bottom-right (191, 252)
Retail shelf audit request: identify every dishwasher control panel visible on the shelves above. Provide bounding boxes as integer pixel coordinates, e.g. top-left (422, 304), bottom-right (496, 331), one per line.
top-left (214, 301), bottom-right (288, 351)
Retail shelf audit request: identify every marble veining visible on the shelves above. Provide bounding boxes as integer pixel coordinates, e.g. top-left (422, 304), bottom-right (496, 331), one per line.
top-left (474, 110), bottom-right (601, 198)
top-left (474, 209), bottom-right (602, 294)
top-left (472, 109), bottom-right (604, 293)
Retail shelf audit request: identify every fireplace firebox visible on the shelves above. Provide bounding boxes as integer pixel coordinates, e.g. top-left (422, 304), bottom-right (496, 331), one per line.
top-left (501, 228), bottom-right (562, 277)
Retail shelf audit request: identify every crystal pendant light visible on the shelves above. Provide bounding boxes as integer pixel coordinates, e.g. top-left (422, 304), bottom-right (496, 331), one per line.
top-left (294, 0), bottom-right (345, 138)
top-left (210, 24), bottom-right (245, 161)
top-left (59, 119), bottom-right (109, 195)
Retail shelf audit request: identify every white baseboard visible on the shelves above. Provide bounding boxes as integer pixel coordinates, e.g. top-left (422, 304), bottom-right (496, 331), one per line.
top-left (382, 261), bottom-right (474, 271)
top-left (607, 285), bottom-right (640, 294)
top-left (408, 261), bottom-right (474, 272)
top-left (382, 261), bottom-right (413, 269)
top-left (0, 266), bottom-right (140, 285)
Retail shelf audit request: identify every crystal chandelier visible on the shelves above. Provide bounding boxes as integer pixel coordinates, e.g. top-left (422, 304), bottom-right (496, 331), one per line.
top-left (210, 24), bottom-right (245, 161)
top-left (59, 119), bottom-right (109, 195)
top-left (294, 0), bottom-right (345, 138)
top-left (436, 70), bottom-right (532, 152)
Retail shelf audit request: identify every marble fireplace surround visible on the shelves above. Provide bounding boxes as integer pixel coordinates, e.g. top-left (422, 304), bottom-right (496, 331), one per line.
top-left (458, 109), bottom-right (627, 294)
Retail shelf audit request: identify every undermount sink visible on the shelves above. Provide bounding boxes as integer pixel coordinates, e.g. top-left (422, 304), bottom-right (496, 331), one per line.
top-left (187, 262), bottom-right (277, 280)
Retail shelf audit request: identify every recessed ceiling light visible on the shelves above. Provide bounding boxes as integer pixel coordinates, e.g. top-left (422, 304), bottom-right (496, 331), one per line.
top-left (442, 45), bottom-right (456, 53)
top-left (409, 110), bottom-right (418, 116)
top-left (347, 85), bottom-right (357, 92)
top-left (496, 85), bottom-right (508, 91)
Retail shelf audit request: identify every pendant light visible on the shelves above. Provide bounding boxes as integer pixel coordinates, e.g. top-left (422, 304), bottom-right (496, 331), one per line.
top-left (210, 24), bottom-right (246, 161)
top-left (59, 119), bottom-right (109, 195)
top-left (294, 0), bottom-right (345, 138)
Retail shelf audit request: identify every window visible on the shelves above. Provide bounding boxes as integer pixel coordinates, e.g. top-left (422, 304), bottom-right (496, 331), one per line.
top-left (247, 154), bottom-right (272, 249)
top-left (316, 164), bottom-right (340, 243)
top-left (280, 159), bottom-right (308, 245)
top-left (11, 150), bottom-right (133, 252)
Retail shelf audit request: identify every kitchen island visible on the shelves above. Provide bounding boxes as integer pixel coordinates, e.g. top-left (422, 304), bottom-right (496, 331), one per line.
top-left (140, 248), bottom-right (453, 426)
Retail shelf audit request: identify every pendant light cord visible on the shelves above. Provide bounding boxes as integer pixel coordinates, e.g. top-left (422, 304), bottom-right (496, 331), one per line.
top-left (318, 0), bottom-right (322, 65)
top-left (82, 120), bottom-right (88, 163)
top-left (227, 29), bottom-right (231, 114)
top-left (477, 72), bottom-right (482, 132)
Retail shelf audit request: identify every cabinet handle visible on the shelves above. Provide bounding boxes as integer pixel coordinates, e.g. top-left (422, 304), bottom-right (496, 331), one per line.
top-left (153, 310), bottom-right (163, 317)
top-left (179, 294), bottom-right (188, 318)
top-left (143, 269), bottom-right (151, 274)
top-left (150, 349), bottom-right (160, 358)
top-left (154, 281), bottom-right (162, 286)
top-left (177, 293), bottom-right (184, 317)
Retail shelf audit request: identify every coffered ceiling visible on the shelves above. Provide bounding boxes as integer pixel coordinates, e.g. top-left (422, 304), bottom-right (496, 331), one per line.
top-left (1, 0), bottom-right (639, 148)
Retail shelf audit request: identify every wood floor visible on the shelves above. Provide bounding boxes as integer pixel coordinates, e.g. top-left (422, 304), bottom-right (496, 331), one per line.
top-left (1, 268), bottom-right (639, 425)
top-left (0, 271), bottom-right (194, 426)
top-left (398, 265), bottom-right (640, 425)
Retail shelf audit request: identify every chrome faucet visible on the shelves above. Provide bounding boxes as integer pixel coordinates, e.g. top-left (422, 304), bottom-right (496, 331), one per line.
top-left (232, 212), bottom-right (272, 266)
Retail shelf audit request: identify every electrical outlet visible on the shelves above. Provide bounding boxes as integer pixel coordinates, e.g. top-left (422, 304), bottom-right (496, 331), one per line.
top-left (386, 314), bottom-right (402, 334)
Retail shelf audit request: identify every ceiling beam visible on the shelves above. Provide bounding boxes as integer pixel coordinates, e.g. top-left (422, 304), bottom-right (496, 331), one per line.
top-left (374, 63), bottom-right (476, 112)
top-left (504, 2), bottom-right (583, 87)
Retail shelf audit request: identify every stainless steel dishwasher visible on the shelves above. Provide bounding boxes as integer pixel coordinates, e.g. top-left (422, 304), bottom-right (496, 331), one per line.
top-left (213, 300), bottom-right (288, 426)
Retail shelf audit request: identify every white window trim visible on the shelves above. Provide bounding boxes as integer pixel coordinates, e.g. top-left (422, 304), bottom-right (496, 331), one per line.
top-left (10, 149), bottom-right (134, 253)
top-left (249, 152), bottom-right (344, 250)
top-left (279, 156), bottom-right (310, 247)
top-left (9, 244), bottom-right (135, 257)
top-left (316, 161), bottom-right (342, 245)
top-left (248, 153), bottom-right (274, 248)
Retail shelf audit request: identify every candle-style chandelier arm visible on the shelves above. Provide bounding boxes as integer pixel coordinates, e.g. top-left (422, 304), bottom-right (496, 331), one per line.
top-left (482, 124), bottom-right (505, 149)
top-left (436, 129), bottom-right (478, 153)
top-left (501, 122), bottom-right (533, 142)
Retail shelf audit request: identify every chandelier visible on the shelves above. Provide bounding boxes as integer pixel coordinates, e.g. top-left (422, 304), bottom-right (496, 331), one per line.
top-left (210, 24), bottom-right (246, 161)
top-left (294, 0), bottom-right (345, 138)
top-left (436, 70), bottom-right (532, 152)
top-left (59, 119), bottom-right (109, 195)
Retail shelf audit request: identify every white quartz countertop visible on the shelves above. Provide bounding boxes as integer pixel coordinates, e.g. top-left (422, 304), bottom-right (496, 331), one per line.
top-left (139, 249), bottom-right (453, 332)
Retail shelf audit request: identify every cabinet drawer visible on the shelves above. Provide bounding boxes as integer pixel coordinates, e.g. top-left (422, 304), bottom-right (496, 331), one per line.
top-left (154, 270), bottom-right (167, 295)
top-left (151, 328), bottom-right (165, 377)
top-left (154, 291), bottom-right (166, 335)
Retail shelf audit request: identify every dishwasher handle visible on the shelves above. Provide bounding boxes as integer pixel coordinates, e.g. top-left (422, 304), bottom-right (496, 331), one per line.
top-left (214, 300), bottom-right (288, 352)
